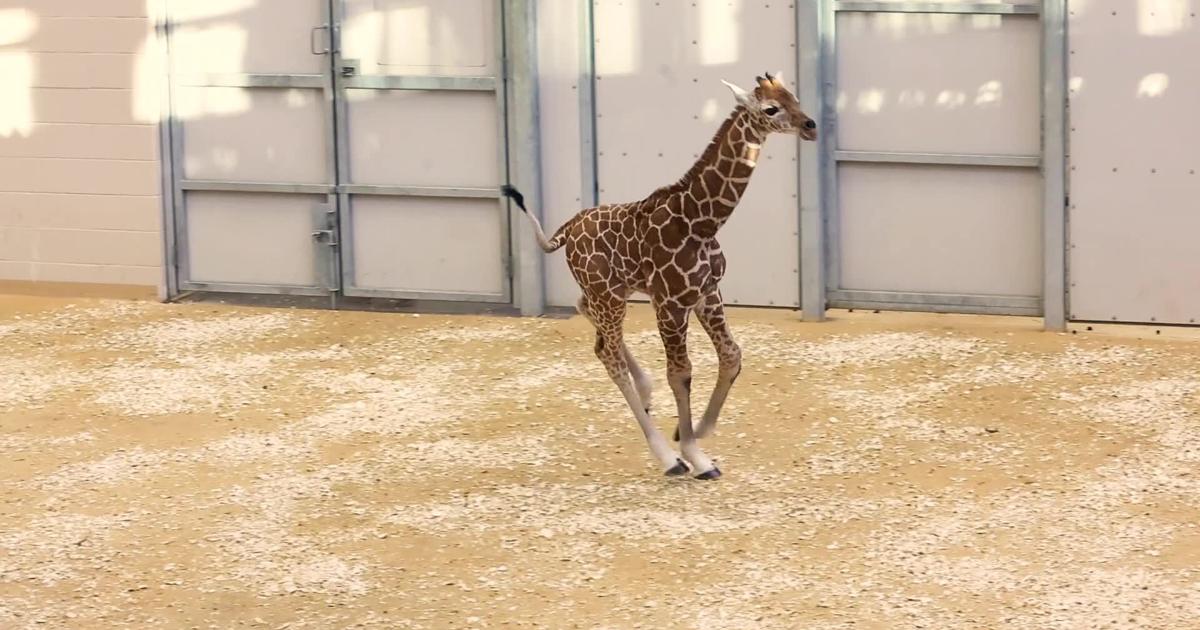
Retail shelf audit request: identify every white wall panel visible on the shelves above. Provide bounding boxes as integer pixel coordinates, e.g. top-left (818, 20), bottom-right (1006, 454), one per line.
top-left (171, 0), bottom-right (326, 76)
top-left (536, 0), bottom-right (588, 308)
top-left (846, 0), bottom-right (1037, 3)
top-left (1068, 1), bottom-right (1200, 324)
top-left (592, 0), bottom-right (802, 307)
top-left (348, 197), bottom-right (504, 296)
top-left (186, 192), bottom-right (321, 287)
top-left (179, 87), bottom-right (328, 184)
top-left (341, 0), bottom-right (495, 77)
top-left (836, 12), bottom-right (1040, 156)
top-left (0, 4), bottom-right (162, 289)
top-left (839, 164), bottom-right (1042, 297)
top-left (345, 90), bottom-right (499, 188)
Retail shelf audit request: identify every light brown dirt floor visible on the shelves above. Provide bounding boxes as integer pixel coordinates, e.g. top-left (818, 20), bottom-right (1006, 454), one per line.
top-left (1, 294), bottom-right (1200, 630)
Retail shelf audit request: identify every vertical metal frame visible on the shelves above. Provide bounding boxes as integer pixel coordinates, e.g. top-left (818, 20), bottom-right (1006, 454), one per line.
top-left (503, 0), bottom-right (546, 316)
top-left (154, 0), bottom-right (179, 300)
top-left (318, 0), bottom-right (340, 305)
top-left (578, 0), bottom-right (599, 209)
top-left (799, 0), bottom-right (831, 321)
top-left (816, 1), bottom-right (1056, 321)
top-left (330, 0), bottom-right (354, 299)
top-left (819, 0), bottom-right (842, 304)
top-left (496, 0), bottom-right (519, 308)
top-left (167, 10), bottom-right (190, 296)
top-left (1041, 0), bottom-right (1068, 330)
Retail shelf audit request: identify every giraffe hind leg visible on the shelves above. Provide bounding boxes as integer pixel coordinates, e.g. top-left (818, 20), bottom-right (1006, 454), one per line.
top-left (585, 296), bottom-right (685, 475)
top-left (581, 295), bottom-right (652, 414)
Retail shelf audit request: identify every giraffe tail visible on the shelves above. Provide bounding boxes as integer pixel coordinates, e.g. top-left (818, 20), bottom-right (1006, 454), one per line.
top-left (501, 185), bottom-right (566, 253)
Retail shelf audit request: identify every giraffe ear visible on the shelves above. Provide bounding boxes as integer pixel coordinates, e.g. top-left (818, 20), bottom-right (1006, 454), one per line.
top-left (771, 70), bottom-right (785, 87)
top-left (721, 79), bottom-right (754, 106)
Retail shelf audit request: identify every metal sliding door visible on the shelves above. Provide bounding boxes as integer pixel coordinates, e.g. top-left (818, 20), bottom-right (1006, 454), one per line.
top-left (333, 0), bottom-right (511, 303)
top-left (823, 1), bottom-right (1045, 316)
top-left (166, 1), bottom-right (511, 303)
top-left (168, 0), bottom-right (339, 296)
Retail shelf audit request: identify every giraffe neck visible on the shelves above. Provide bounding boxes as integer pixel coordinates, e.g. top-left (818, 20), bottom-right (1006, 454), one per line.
top-left (681, 107), bottom-right (765, 229)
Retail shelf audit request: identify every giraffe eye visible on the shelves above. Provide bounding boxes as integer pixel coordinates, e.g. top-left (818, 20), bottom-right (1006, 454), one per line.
top-left (763, 106), bottom-right (780, 116)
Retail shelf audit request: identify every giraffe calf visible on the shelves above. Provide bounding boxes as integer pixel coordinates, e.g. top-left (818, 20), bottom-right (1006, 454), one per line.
top-left (503, 72), bottom-right (817, 479)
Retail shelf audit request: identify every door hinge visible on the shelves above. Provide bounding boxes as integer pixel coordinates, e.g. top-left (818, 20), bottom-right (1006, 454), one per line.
top-left (341, 59), bottom-right (360, 78)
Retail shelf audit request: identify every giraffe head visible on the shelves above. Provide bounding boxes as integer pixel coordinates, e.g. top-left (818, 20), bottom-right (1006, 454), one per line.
top-left (722, 71), bottom-right (817, 141)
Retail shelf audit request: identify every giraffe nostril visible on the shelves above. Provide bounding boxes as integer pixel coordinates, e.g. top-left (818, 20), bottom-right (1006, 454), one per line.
top-left (804, 120), bottom-right (817, 130)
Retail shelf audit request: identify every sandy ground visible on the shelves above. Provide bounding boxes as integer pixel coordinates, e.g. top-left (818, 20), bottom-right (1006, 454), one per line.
top-left (1, 295), bottom-right (1200, 629)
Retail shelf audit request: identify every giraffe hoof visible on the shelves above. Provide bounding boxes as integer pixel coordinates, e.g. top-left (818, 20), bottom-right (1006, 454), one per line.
top-left (664, 459), bottom-right (690, 477)
top-left (694, 466), bottom-right (722, 481)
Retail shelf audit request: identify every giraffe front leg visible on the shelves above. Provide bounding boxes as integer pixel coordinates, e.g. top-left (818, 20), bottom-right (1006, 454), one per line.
top-left (694, 291), bottom-right (742, 440)
top-left (656, 304), bottom-right (719, 480)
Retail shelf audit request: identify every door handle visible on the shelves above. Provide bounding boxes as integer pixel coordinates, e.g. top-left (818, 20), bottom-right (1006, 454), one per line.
top-left (312, 229), bottom-right (339, 246)
top-left (310, 24), bottom-right (330, 55)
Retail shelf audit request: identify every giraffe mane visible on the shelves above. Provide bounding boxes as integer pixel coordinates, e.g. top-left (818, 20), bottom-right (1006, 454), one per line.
top-left (646, 106), bottom-right (746, 203)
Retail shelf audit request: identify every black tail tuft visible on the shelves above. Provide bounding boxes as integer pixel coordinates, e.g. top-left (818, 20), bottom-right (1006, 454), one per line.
top-left (500, 185), bottom-right (527, 212)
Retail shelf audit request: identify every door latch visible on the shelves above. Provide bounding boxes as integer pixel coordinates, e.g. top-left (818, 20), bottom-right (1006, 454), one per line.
top-left (312, 204), bottom-right (338, 247)
top-left (311, 229), bottom-right (338, 246)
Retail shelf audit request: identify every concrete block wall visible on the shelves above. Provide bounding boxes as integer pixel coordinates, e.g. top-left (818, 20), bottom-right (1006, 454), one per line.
top-left (0, 0), bottom-right (163, 293)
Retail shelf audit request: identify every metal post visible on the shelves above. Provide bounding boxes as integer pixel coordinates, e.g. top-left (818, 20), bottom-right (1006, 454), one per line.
top-left (578, 0), bottom-right (598, 209)
top-left (503, 0), bottom-right (546, 317)
top-left (798, 0), bottom-right (826, 321)
top-left (1041, 0), bottom-right (1068, 331)
top-left (154, 0), bottom-right (178, 301)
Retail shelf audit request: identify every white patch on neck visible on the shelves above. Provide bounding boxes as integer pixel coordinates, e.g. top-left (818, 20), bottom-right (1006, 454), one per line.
top-left (745, 142), bottom-right (761, 150)
top-left (737, 158), bottom-right (757, 168)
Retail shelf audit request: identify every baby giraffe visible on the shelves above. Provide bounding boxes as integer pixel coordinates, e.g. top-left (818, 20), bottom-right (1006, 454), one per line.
top-left (503, 72), bottom-right (818, 479)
